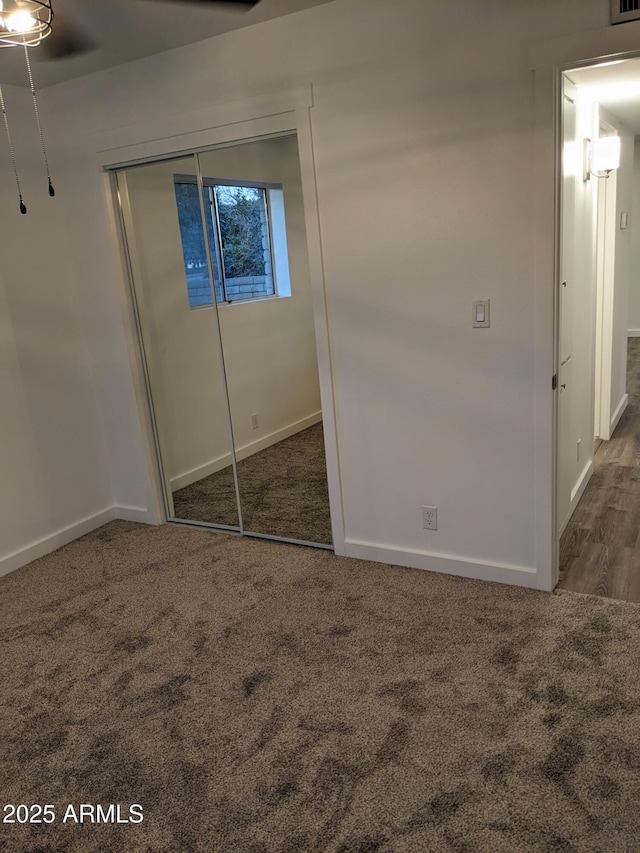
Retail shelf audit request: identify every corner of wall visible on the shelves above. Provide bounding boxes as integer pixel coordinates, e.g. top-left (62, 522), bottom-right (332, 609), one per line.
top-left (0, 505), bottom-right (159, 579)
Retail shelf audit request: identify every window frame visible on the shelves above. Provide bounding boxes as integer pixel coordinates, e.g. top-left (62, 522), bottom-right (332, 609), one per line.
top-left (174, 173), bottom-right (285, 308)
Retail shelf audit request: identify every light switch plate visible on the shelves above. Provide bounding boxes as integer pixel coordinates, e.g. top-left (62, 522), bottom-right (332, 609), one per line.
top-left (473, 299), bottom-right (490, 328)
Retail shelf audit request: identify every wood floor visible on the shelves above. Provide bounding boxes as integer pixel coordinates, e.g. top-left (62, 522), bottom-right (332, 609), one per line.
top-left (558, 337), bottom-right (640, 602)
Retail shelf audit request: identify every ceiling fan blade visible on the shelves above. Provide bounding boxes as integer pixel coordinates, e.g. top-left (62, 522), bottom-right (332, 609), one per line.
top-left (40, 12), bottom-right (95, 60)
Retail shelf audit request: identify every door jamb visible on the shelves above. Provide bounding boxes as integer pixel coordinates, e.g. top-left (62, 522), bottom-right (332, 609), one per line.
top-left (594, 121), bottom-right (618, 441)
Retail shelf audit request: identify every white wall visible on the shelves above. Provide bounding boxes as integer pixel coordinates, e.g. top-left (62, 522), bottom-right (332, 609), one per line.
top-left (0, 85), bottom-right (116, 575)
top-left (120, 135), bottom-right (321, 490)
top-left (2, 0), bottom-right (617, 583)
top-left (629, 136), bottom-right (640, 335)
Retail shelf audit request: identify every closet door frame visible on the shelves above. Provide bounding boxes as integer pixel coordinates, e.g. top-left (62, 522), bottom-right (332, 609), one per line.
top-left (100, 87), bottom-right (346, 554)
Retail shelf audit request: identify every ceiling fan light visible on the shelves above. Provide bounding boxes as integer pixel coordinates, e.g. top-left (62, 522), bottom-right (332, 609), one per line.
top-left (6, 11), bottom-right (36, 31)
top-left (0, 0), bottom-right (52, 48)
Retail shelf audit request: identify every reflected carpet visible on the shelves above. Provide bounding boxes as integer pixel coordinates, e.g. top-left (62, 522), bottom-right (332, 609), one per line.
top-left (172, 422), bottom-right (332, 545)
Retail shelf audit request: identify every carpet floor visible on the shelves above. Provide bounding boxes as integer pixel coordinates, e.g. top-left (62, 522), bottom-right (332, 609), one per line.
top-left (172, 422), bottom-right (332, 545)
top-left (2, 521), bottom-right (640, 852)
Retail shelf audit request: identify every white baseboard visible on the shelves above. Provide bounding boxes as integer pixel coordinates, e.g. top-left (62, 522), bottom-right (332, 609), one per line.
top-left (344, 539), bottom-right (538, 589)
top-left (170, 411), bottom-right (323, 491)
top-left (0, 507), bottom-right (116, 578)
top-left (0, 504), bottom-right (156, 578)
top-left (558, 458), bottom-right (594, 536)
top-left (570, 458), bottom-right (593, 505)
top-left (628, 330), bottom-right (640, 337)
top-left (171, 452), bottom-right (233, 492)
top-left (610, 393), bottom-right (628, 435)
top-left (235, 411), bottom-right (322, 461)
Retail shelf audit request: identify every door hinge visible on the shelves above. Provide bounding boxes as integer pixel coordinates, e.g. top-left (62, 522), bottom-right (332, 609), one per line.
top-left (552, 374), bottom-right (558, 390)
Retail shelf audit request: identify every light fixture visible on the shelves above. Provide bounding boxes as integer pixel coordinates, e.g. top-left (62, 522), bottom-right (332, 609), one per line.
top-left (0, 0), bottom-right (54, 213)
top-left (0, 1), bottom-right (52, 48)
top-left (583, 135), bottom-right (621, 181)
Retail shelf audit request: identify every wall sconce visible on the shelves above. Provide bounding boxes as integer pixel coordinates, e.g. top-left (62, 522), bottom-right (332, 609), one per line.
top-left (583, 135), bottom-right (621, 181)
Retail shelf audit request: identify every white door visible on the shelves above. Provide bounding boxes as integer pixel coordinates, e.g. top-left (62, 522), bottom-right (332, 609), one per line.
top-left (557, 74), bottom-right (599, 535)
top-left (557, 80), bottom-right (578, 531)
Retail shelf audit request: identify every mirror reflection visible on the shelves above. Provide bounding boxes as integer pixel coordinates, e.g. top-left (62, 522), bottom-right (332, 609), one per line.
top-left (197, 135), bottom-right (331, 545)
top-left (116, 134), bottom-right (332, 546)
top-left (117, 156), bottom-right (240, 529)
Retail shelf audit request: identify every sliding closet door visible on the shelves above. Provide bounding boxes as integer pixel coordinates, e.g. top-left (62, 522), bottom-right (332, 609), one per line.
top-left (196, 135), bottom-right (332, 545)
top-left (116, 156), bottom-right (240, 529)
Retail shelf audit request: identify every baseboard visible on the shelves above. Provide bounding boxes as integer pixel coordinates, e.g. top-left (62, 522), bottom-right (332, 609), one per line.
top-left (114, 505), bottom-right (157, 524)
top-left (610, 393), bottom-right (628, 435)
top-left (170, 411), bottom-right (323, 491)
top-left (558, 458), bottom-right (594, 536)
top-left (628, 330), bottom-right (640, 337)
top-left (235, 411), bottom-right (322, 462)
top-left (570, 458), bottom-right (593, 505)
top-left (344, 540), bottom-right (538, 589)
top-left (0, 508), bottom-right (117, 578)
top-left (0, 505), bottom-right (156, 578)
top-left (171, 453), bottom-right (233, 492)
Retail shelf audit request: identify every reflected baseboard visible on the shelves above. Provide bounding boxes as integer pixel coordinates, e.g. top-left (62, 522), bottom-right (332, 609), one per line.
top-left (170, 411), bottom-right (322, 492)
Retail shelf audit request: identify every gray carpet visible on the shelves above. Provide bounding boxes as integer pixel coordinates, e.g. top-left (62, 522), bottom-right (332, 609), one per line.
top-left (172, 422), bottom-right (332, 545)
top-left (3, 521), bottom-right (640, 852)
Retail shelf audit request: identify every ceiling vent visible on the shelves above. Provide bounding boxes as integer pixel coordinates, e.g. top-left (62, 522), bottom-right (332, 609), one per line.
top-left (611, 0), bottom-right (640, 24)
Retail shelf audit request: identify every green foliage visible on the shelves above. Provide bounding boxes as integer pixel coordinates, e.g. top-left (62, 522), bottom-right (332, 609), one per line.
top-left (215, 186), bottom-right (266, 278)
top-left (174, 181), bottom-right (271, 305)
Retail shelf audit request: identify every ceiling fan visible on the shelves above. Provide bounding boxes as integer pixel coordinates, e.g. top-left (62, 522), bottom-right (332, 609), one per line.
top-left (0, 0), bottom-right (261, 60)
top-left (0, 0), bottom-right (260, 214)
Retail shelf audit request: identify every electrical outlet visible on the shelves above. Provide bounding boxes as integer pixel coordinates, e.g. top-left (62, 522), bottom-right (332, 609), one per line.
top-left (251, 414), bottom-right (259, 430)
top-left (422, 505), bottom-right (438, 530)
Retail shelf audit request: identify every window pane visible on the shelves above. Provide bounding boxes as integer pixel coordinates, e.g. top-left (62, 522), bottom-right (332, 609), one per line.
top-left (214, 185), bottom-right (275, 301)
top-left (174, 182), bottom-right (223, 307)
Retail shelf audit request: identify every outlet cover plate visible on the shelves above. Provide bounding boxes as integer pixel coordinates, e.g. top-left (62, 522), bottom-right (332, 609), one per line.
top-left (422, 505), bottom-right (438, 530)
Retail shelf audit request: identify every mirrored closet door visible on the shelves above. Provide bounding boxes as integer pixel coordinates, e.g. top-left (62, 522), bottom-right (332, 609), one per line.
top-left (115, 134), bottom-right (333, 547)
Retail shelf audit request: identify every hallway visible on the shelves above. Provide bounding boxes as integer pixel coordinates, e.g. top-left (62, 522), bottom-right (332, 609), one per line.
top-left (559, 338), bottom-right (640, 602)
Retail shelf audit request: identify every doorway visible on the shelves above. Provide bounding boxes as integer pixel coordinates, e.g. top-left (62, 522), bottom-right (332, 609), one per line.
top-left (114, 134), bottom-right (334, 549)
top-left (556, 57), bottom-right (640, 599)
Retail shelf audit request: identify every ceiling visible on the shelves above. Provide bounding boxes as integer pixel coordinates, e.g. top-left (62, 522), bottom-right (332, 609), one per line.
top-left (568, 57), bottom-right (640, 134)
top-left (0, 0), bottom-right (336, 88)
top-left (4, 3), bottom-right (640, 132)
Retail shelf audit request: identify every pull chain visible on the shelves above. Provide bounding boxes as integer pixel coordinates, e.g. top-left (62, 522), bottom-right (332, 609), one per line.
top-left (0, 86), bottom-right (27, 213)
top-left (0, 85), bottom-right (26, 214)
top-left (23, 43), bottom-right (54, 198)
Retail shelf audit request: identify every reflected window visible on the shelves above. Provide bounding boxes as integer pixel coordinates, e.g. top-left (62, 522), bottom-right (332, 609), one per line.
top-left (174, 176), bottom-right (290, 308)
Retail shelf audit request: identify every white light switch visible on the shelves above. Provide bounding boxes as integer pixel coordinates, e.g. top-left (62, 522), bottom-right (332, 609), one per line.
top-left (473, 299), bottom-right (490, 328)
